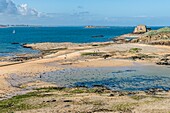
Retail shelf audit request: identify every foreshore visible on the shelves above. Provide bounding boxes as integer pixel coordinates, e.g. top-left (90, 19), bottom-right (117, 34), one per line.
top-left (0, 40), bottom-right (170, 112)
top-left (1, 41), bottom-right (170, 87)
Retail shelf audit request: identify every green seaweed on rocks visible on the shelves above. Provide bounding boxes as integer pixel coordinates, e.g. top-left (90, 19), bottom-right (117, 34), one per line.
top-left (0, 92), bottom-right (47, 113)
top-left (129, 48), bottom-right (142, 53)
top-left (81, 52), bottom-right (105, 56)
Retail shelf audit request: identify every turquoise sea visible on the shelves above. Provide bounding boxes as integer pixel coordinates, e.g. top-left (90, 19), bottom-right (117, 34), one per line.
top-left (0, 26), bottom-right (161, 57)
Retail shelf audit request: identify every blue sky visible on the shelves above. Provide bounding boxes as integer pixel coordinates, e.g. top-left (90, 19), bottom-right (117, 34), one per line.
top-left (0, 0), bottom-right (170, 26)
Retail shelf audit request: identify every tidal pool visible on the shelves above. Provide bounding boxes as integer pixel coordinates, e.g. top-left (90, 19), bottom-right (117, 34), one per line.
top-left (40, 64), bottom-right (170, 91)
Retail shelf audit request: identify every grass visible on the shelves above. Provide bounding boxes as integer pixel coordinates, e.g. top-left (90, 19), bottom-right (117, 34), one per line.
top-left (129, 48), bottom-right (142, 53)
top-left (36, 87), bottom-right (66, 92)
top-left (112, 103), bottom-right (137, 112)
top-left (70, 89), bottom-right (86, 93)
top-left (0, 87), bottom-right (68, 113)
top-left (81, 52), bottom-right (105, 56)
top-left (145, 27), bottom-right (170, 36)
top-left (0, 92), bottom-right (47, 113)
top-left (0, 87), bottom-right (69, 112)
top-left (37, 87), bottom-right (98, 94)
top-left (137, 54), bottom-right (156, 59)
top-left (42, 47), bottom-right (68, 55)
top-left (0, 87), bottom-right (165, 112)
top-left (86, 100), bottom-right (105, 106)
top-left (43, 47), bottom-right (68, 52)
top-left (0, 87), bottom-right (107, 112)
top-left (130, 95), bottom-right (147, 100)
top-left (69, 87), bottom-right (105, 94)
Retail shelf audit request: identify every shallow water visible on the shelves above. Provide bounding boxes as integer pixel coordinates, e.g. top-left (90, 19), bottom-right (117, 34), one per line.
top-left (40, 64), bottom-right (170, 91)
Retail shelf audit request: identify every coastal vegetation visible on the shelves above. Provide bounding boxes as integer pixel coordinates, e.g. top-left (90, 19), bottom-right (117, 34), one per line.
top-left (0, 91), bottom-right (48, 113)
top-left (114, 26), bottom-right (170, 46)
top-left (81, 52), bottom-right (105, 56)
top-left (129, 48), bottom-right (142, 53)
top-left (145, 27), bottom-right (170, 36)
top-left (0, 87), bottom-right (168, 113)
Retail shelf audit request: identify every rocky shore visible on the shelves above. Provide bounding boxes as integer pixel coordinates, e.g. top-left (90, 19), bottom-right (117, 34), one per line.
top-left (1, 25), bottom-right (170, 112)
top-left (115, 26), bottom-right (170, 46)
top-left (114, 26), bottom-right (170, 65)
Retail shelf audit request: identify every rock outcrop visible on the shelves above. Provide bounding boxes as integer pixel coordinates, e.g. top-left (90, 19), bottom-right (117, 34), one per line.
top-left (156, 55), bottom-right (170, 65)
top-left (133, 25), bottom-right (150, 34)
top-left (131, 27), bottom-right (170, 45)
top-left (113, 25), bottom-right (150, 43)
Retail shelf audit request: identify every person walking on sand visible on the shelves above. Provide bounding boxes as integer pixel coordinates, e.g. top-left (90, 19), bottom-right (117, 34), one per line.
top-left (64, 54), bottom-right (67, 60)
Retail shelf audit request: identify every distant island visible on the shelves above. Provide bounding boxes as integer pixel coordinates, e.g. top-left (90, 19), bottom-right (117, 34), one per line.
top-left (0, 24), bottom-right (41, 28)
top-left (85, 25), bottom-right (110, 29)
top-left (0, 25), bottom-right (8, 28)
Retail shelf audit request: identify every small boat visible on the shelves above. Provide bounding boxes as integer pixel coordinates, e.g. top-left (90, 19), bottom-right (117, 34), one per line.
top-left (12, 30), bottom-right (16, 34)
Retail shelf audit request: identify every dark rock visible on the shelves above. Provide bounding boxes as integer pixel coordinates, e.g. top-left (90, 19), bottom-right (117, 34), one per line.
top-left (64, 105), bottom-right (71, 107)
top-left (63, 100), bottom-right (73, 102)
top-left (92, 35), bottom-right (104, 38)
top-left (94, 89), bottom-right (105, 93)
top-left (129, 56), bottom-right (142, 60)
top-left (11, 42), bottom-right (19, 45)
top-left (103, 54), bottom-right (112, 59)
top-left (127, 92), bottom-right (137, 96)
top-left (51, 99), bottom-right (57, 102)
top-left (9, 54), bottom-right (42, 62)
top-left (22, 44), bottom-right (32, 49)
top-left (145, 88), bottom-right (169, 95)
top-left (45, 99), bottom-right (56, 103)
top-left (109, 94), bottom-right (115, 96)
top-left (156, 57), bottom-right (170, 65)
top-left (156, 61), bottom-right (170, 65)
top-left (118, 92), bottom-right (126, 96)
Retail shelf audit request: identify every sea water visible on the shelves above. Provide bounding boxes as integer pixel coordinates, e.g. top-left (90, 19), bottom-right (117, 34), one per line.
top-left (0, 26), bottom-right (161, 57)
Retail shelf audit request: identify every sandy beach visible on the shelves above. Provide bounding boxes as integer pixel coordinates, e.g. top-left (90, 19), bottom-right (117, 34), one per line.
top-left (0, 41), bottom-right (170, 112)
top-left (1, 0), bottom-right (170, 112)
top-left (1, 42), bottom-right (170, 91)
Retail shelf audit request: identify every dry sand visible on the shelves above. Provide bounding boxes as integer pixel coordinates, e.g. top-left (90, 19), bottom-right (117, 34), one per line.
top-left (73, 58), bottom-right (134, 68)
